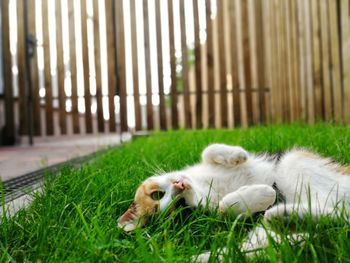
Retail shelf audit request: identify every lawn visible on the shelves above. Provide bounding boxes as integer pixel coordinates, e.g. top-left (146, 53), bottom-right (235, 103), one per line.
top-left (1, 123), bottom-right (350, 262)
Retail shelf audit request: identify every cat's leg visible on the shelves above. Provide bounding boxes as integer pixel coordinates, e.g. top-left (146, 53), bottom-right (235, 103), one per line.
top-left (201, 144), bottom-right (249, 167)
top-left (219, 184), bottom-right (276, 214)
top-left (194, 226), bottom-right (307, 262)
top-left (264, 202), bottom-right (336, 222)
top-left (240, 226), bottom-right (308, 257)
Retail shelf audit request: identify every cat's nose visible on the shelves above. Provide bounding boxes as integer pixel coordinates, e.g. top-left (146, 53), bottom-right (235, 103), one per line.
top-left (173, 180), bottom-right (185, 191)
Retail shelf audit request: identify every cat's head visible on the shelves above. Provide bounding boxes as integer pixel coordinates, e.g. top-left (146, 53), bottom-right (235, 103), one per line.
top-left (118, 173), bottom-right (189, 231)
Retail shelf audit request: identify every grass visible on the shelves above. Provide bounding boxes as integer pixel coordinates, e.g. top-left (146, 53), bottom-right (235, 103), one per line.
top-left (1, 123), bottom-right (350, 262)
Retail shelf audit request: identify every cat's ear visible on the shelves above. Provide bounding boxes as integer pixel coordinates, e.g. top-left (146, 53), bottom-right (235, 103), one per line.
top-left (118, 202), bottom-right (145, 232)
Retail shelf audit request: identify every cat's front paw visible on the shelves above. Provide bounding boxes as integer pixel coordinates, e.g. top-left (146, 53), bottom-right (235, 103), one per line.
top-left (219, 185), bottom-right (276, 214)
top-left (202, 144), bottom-right (249, 167)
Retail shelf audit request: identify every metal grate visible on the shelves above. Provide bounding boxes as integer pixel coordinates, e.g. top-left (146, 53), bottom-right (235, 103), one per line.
top-left (1, 150), bottom-right (107, 203)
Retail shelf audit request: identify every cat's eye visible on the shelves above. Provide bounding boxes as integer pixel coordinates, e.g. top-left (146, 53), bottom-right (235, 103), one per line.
top-left (150, 191), bottom-right (165, 200)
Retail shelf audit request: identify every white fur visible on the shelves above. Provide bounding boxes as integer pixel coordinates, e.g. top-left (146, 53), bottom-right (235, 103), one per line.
top-left (146, 144), bottom-right (350, 261)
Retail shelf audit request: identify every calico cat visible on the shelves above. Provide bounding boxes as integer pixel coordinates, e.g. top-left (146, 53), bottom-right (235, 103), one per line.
top-left (118, 144), bottom-right (350, 260)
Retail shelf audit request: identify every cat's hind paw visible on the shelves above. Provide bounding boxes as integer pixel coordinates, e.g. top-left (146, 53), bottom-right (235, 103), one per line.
top-left (202, 144), bottom-right (249, 167)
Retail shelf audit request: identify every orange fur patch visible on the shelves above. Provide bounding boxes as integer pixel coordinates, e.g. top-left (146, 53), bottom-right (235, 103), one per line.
top-left (294, 150), bottom-right (322, 160)
top-left (335, 165), bottom-right (350, 175)
top-left (294, 149), bottom-right (350, 175)
top-left (133, 180), bottom-right (161, 216)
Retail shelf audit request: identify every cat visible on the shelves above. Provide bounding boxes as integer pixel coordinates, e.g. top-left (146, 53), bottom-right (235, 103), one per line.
top-left (118, 143), bottom-right (350, 261)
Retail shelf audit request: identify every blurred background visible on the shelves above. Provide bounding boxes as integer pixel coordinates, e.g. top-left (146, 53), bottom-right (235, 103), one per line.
top-left (1, 0), bottom-right (350, 146)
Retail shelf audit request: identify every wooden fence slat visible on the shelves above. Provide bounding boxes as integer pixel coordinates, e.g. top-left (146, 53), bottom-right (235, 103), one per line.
top-left (168, 0), bottom-right (178, 129)
top-left (143, 0), bottom-right (154, 130)
top-left (311, 0), bottom-right (323, 120)
top-left (262, 0), bottom-right (273, 123)
top-left (229, 0), bottom-right (241, 126)
top-left (206, 0), bottom-right (215, 128)
top-left (217, 0), bottom-right (228, 127)
top-left (254, 0), bottom-right (266, 124)
top-left (269, 0), bottom-right (279, 122)
top-left (68, 0), bottom-right (80, 134)
top-left (130, 0), bottom-right (142, 131)
top-left (283, 0), bottom-right (291, 122)
top-left (193, 0), bottom-right (203, 129)
top-left (42, 0), bottom-right (54, 135)
top-left (80, 0), bottom-right (93, 133)
top-left (1, 0), bottom-right (15, 144)
top-left (278, 0), bottom-right (286, 122)
top-left (341, 0), bottom-right (350, 122)
top-left (105, 0), bottom-right (117, 132)
top-left (241, 0), bottom-right (253, 125)
top-left (180, 0), bottom-right (192, 129)
top-left (248, 0), bottom-right (259, 124)
top-left (329, 0), bottom-right (344, 122)
top-left (17, 0), bottom-right (28, 135)
top-left (297, 0), bottom-right (307, 121)
top-left (278, 0), bottom-right (286, 121)
top-left (289, 0), bottom-right (301, 121)
top-left (320, 0), bottom-right (333, 120)
top-left (93, 0), bottom-right (104, 133)
top-left (28, 0), bottom-right (41, 136)
top-left (303, 0), bottom-right (315, 124)
top-left (115, 0), bottom-right (128, 132)
top-left (285, 0), bottom-right (293, 121)
top-left (155, 0), bottom-right (167, 130)
top-left (56, 0), bottom-right (67, 135)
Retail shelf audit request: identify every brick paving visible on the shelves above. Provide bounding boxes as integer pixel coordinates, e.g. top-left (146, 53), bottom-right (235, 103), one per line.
top-left (0, 133), bottom-right (131, 182)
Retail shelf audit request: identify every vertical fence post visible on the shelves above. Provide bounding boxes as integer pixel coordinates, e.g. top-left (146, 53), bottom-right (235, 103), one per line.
top-left (341, 0), bottom-right (350, 122)
top-left (288, 0), bottom-right (301, 121)
top-left (206, 0), bottom-right (215, 128)
top-left (168, 0), bottom-right (178, 129)
top-left (80, 0), bottom-right (93, 133)
top-left (1, 0), bottom-right (15, 144)
top-left (93, 0), bottom-right (104, 133)
top-left (217, 0), bottom-right (228, 128)
top-left (229, 0), bottom-right (241, 127)
top-left (56, 0), bottom-right (67, 135)
top-left (255, 0), bottom-right (266, 124)
top-left (23, 0), bottom-right (34, 144)
top-left (241, 0), bottom-right (253, 125)
top-left (42, 0), bottom-right (54, 135)
top-left (180, 0), bottom-right (192, 129)
top-left (311, 0), bottom-right (323, 121)
top-left (320, 0), bottom-right (333, 120)
top-left (28, 0), bottom-right (41, 136)
top-left (130, 0), bottom-right (142, 131)
top-left (193, 0), bottom-right (203, 129)
top-left (68, 0), bottom-right (80, 134)
top-left (105, 0), bottom-right (117, 133)
top-left (115, 0), bottom-right (128, 132)
top-left (303, 0), bottom-right (315, 124)
top-left (17, 0), bottom-right (29, 136)
top-left (155, 0), bottom-right (167, 130)
top-left (143, 0), bottom-right (154, 130)
top-left (329, 0), bottom-right (343, 122)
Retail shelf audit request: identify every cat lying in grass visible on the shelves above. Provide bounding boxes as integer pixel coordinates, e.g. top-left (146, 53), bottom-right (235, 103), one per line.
top-left (118, 144), bottom-right (350, 261)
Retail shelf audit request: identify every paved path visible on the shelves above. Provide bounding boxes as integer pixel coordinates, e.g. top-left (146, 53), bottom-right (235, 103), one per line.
top-left (0, 133), bottom-right (131, 181)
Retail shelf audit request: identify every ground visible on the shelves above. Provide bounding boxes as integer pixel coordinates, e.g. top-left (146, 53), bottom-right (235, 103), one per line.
top-left (1, 123), bottom-right (350, 262)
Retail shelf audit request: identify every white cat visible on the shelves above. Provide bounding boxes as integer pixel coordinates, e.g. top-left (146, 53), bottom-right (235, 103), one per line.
top-left (118, 144), bottom-right (350, 260)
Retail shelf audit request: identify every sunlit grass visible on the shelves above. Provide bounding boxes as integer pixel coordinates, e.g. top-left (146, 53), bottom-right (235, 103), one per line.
top-left (1, 123), bottom-right (350, 262)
